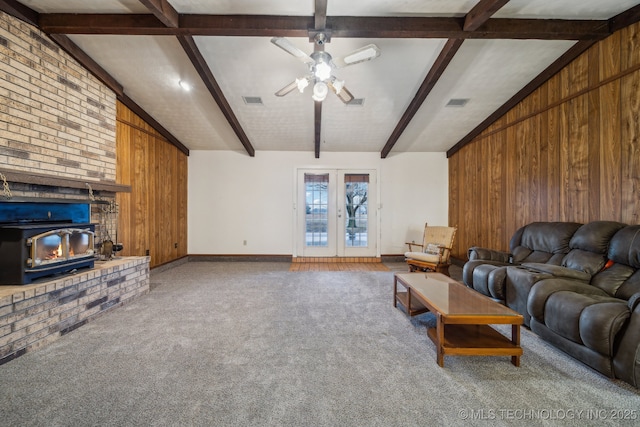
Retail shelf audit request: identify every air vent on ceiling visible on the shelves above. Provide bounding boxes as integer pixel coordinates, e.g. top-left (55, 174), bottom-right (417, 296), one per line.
top-left (446, 98), bottom-right (469, 107)
top-left (346, 98), bottom-right (364, 106)
top-left (242, 96), bottom-right (263, 105)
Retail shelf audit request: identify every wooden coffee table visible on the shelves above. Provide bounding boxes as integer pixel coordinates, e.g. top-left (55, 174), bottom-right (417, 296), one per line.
top-left (394, 272), bottom-right (523, 367)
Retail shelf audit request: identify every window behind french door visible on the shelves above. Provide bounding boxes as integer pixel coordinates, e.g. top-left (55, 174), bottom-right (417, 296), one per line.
top-left (297, 169), bottom-right (377, 257)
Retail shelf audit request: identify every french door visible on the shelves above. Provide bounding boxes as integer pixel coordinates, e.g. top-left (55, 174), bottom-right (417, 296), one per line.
top-left (297, 169), bottom-right (377, 257)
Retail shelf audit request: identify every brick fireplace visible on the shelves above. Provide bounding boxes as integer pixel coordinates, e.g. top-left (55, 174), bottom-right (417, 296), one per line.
top-left (0, 12), bottom-right (149, 364)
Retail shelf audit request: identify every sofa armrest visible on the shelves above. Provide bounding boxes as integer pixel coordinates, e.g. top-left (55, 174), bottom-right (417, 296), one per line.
top-left (521, 262), bottom-right (591, 282)
top-left (528, 278), bottom-right (609, 323)
top-left (613, 296), bottom-right (640, 387)
top-left (467, 246), bottom-right (511, 263)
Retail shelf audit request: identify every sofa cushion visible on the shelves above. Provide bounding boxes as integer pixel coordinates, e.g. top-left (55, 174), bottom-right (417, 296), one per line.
top-left (569, 221), bottom-right (626, 254)
top-left (544, 291), bottom-right (626, 352)
top-left (510, 222), bottom-right (581, 264)
top-left (558, 221), bottom-right (626, 276)
top-left (521, 263), bottom-right (590, 281)
top-left (471, 264), bottom-right (508, 300)
top-left (616, 269), bottom-right (640, 301)
top-left (591, 263), bottom-right (637, 299)
top-left (528, 278), bottom-right (609, 324)
top-left (561, 249), bottom-right (607, 276)
top-left (608, 225), bottom-right (640, 269)
top-left (580, 301), bottom-right (631, 357)
top-left (511, 247), bottom-right (562, 264)
top-left (544, 291), bottom-right (590, 343)
top-left (404, 251), bottom-right (440, 263)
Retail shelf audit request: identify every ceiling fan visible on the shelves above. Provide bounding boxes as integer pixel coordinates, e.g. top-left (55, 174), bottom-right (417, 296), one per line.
top-left (271, 36), bottom-right (381, 103)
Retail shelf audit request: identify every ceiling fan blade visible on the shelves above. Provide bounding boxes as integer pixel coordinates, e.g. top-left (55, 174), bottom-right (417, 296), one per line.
top-left (271, 37), bottom-right (314, 65)
top-left (328, 81), bottom-right (355, 104)
top-left (333, 44), bottom-right (381, 68)
top-left (275, 80), bottom-right (299, 97)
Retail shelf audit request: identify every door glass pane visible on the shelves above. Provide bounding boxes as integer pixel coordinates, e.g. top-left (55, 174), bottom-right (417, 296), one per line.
top-left (344, 174), bottom-right (369, 247)
top-left (305, 173), bottom-right (329, 247)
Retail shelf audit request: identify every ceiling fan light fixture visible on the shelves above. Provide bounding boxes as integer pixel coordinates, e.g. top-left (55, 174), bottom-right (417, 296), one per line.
top-left (314, 61), bottom-right (332, 81)
top-left (312, 81), bottom-right (328, 102)
top-left (296, 77), bottom-right (309, 93)
top-left (332, 78), bottom-right (345, 94)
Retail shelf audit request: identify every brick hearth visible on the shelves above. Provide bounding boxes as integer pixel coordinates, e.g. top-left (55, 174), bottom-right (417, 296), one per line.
top-left (0, 257), bottom-right (150, 365)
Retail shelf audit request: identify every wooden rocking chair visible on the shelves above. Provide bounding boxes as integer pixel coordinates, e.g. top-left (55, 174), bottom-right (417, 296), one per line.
top-left (404, 223), bottom-right (457, 276)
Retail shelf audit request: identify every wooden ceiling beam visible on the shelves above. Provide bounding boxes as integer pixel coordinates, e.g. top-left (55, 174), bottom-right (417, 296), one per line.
top-left (609, 3), bottom-right (640, 32)
top-left (380, 39), bottom-right (464, 158)
top-left (312, 0), bottom-right (327, 158)
top-left (2, 0), bottom-right (189, 155)
top-left (314, 102), bottom-right (322, 159)
top-left (38, 14), bottom-right (609, 41)
top-left (314, 0), bottom-right (327, 32)
top-left (119, 93), bottom-right (190, 155)
top-left (48, 34), bottom-right (124, 97)
top-left (138, 0), bottom-right (179, 28)
top-left (446, 4), bottom-right (640, 158)
top-left (177, 35), bottom-right (255, 157)
top-left (135, 1), bottom-right (253, 155)
top-left (464, 0), bottom-right (510, 31)
top-left (379, 0), bottom-right (509, 158)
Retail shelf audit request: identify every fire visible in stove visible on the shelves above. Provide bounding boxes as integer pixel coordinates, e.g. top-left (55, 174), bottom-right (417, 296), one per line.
top-left (28, 228), bottom-right (94, 268)
top-left (38, 234), bottom-right (63, 264)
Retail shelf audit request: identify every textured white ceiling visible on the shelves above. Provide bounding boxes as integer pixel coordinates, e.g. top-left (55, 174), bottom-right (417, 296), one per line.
top-left (395, 39), bottom-right (577, 153)
top-left (494, 0), bottom-right (640, 19)
top-left (16, 0), bottom-right (640, 156)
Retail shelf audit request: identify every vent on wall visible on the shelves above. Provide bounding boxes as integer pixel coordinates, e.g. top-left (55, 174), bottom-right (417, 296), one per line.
top-left (242, 96), bottom-right (263, 105)
top-left (446, 98), bottom-right (469, 107)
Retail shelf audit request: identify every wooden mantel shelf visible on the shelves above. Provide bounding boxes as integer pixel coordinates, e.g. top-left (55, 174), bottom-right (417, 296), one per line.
top-left (1, 169), bottom-right (131, 193)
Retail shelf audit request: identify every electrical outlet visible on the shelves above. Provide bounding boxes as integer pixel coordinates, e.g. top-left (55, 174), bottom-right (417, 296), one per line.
top-left (174, 243), bottom-right (178, 249)
top-left (145, 249), bottom-right (150, 256)
top-left (243, 240), bottom-right (247, 246)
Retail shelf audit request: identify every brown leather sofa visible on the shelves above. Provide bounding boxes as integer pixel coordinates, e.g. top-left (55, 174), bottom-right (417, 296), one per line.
top-left (463, 221), bottom-right (640, 388)
top-left (462, 222), bottom-right (582, 305)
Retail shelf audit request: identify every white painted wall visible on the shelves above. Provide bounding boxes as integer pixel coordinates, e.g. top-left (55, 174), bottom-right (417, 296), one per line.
top-left (188, 150), bottom-right (448, 255)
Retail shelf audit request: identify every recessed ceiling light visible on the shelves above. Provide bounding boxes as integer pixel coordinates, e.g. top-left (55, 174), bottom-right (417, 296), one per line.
top-left (446, 98), bottom-right (469, 107)
top-left (178, 80), bottom-right (192, 91)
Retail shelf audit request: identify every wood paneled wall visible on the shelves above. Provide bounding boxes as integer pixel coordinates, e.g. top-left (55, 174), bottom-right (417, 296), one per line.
top-left (116, 102), bottom-right (188, 268)
top-left (448, 22), bottom-right (640, 260)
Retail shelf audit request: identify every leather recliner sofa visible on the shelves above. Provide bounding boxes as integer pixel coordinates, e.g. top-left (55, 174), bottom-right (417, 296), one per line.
top-left (528, 224), bottom-right (640, 388)
top-left (462, 222), bottom-right (582, 305)
top-left (463, 221), bottom-right (640, 388)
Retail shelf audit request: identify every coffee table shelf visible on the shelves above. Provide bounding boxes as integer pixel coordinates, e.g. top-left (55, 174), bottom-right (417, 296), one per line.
top-left (394, 290), bottom-right (429, 316)
top-left (394, 272), bottom-right (523, 367)
top-left (426, 324), bottom-right (522, 358)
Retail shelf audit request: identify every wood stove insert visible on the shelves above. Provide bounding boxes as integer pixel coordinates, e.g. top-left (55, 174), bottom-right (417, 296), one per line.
top-left (0, 199), bottom-right (96, 285)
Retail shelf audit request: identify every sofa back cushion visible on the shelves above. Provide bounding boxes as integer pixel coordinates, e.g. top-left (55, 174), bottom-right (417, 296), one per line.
top-left (561, 221), bottom-right (627, 276)
top-left (600, 225), bottom-right (640, 300)
top-left (608, 225), bottom-right (640, 268)
top-left (509, 222), bottom-right (581, 264)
